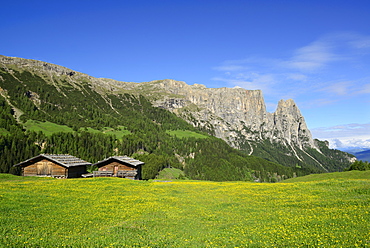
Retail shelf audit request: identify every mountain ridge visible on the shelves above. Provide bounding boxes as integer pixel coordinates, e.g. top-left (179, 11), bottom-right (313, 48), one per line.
top-left (0, 55), bottom-right (354, 178)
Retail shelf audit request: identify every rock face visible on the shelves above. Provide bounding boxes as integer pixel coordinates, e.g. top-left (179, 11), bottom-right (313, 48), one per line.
top-left (151, 79), bottom-right (315, 150)
top-left (271, 99), bottom-right (315, 149)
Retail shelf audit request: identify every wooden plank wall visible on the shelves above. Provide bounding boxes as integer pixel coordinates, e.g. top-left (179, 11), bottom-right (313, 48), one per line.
top-left (98, 161), bottom-right (138, 178)
top-left (23, 159), bottom-right (66, 177)
top-left (98, 161), bottom-right (136, 172)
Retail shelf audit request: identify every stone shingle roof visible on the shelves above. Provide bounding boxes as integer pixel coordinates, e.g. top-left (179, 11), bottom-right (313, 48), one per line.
top-left (14, 154), bottom-right (91, 168)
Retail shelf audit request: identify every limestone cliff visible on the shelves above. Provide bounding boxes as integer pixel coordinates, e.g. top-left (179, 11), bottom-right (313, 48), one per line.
top-left (149, 79), bottom-right (315, 151)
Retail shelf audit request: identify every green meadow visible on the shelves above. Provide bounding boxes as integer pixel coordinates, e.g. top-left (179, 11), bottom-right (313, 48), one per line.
top-left (84, 126), bottom-right (131, 140)
top-left (166, 130), bottom-right (208, 139)
top-left (23, 120), bottom-right (74, 136)
top-left (0, 172), bottom-right (369, 247)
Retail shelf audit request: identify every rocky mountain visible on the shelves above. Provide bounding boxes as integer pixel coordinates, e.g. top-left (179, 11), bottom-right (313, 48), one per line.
top-left (0, 55), bottom-right (354, 177)
top-left (116, 79), bottom-right (346, 172)
top-left (147, 79), bottom-right (315, 150)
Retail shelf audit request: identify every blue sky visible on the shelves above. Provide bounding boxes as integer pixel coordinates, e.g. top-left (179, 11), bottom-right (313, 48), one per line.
top-left (1, 0), bottom-right (369, 148)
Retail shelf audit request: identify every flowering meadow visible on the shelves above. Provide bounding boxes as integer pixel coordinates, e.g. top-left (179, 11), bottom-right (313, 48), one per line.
top-left (0, 173), bottom-right (369, 247)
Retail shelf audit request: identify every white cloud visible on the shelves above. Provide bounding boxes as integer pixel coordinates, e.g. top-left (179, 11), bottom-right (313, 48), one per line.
top-left (324, 138), bottom-right (370, 149)
top-left (311, 123), bottom-right (370, 149)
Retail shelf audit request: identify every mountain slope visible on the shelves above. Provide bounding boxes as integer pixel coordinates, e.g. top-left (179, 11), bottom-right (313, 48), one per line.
top-left (0, 55), bottom-right (354, 179)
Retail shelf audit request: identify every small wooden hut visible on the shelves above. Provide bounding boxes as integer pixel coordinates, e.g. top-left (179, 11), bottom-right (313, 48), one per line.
top-left (14, 154), bottom-right (90, 178)
top-left (93, 156), bottom-right (144, 180)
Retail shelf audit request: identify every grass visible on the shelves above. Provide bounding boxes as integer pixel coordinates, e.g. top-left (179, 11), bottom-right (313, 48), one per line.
top-left (156, 168), bottom-right (187, 180)
top-left (282, 170), bottom-right (370, 183)
top-left (0, 173), bottom-right (369, 247)
top-left (102, 126), bottom-right (131, 139)
top-left (23, 120), bottom-right (74, 136)
top-left (166, 130), bottom-right (208, 139)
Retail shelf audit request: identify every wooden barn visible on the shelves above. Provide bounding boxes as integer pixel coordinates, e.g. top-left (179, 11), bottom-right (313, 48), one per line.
top-left (93, 156), bottom-right (144, 180)
top-left (14, 154), bottom-right (90, 178)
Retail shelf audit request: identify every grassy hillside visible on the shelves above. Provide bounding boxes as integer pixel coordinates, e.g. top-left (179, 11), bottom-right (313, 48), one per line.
top-left (282, 170), bottom-right (370, 183)
top-left (23, 120), bottom-right (74, 135)
top-left (0, 174), bottom-right (368, 247)
top-left (166, 130), bottom-right (208, 139)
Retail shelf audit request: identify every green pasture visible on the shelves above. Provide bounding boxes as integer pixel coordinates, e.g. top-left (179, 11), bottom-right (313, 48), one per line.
top-left (166, 130), bottom-right (208, 139)
top-left (156, 168), bottom-right (187, 180)
top-left (84, 126), bottom-right (131, 139)
top-left (23, 120), bottom-right (74, 136)
top-left (0, 173), bottom-right (369, 247)
top-left (283, 170), bottom-right (370, 182)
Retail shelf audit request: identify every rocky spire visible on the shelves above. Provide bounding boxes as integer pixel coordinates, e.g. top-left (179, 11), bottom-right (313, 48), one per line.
top-left (270, 99), bottom-right (315, 149)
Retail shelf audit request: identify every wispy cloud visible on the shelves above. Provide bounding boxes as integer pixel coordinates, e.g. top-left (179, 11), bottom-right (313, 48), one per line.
top-left (319, 78), bottom-right (370, 97)
top-left (211, 72), bottom-right (276, 94)
top-left (303, 98), bottom-right (338, 108)
top-left (286, 41), bottom-right (336, 71)
top-left (361, 83), bottom-right (370, 94)
top-left (320, 81), bottom-right (353, 96)
top-left (346, 33), bottom-right (370, 49)
top-left (213, 65), bottom-right (249, 72)
top-left (286, 73), bottom-right (308, 81)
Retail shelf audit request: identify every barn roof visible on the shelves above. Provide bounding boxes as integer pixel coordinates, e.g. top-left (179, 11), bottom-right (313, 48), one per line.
top-left (14, 154), bottom-right (91, 168)
top-left (93, 156), bottom-right (144, 167)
